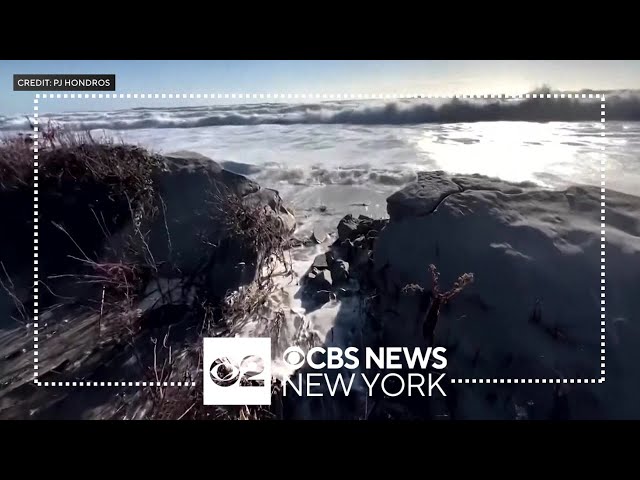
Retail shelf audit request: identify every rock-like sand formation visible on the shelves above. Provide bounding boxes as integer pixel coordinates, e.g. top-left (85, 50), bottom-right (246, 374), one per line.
top-left (373, 171), bottom-right (640, 419)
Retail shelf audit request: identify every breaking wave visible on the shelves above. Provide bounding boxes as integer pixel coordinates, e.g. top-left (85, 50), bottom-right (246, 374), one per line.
top-left (250, 164), bottom-right (419, 187)
top-left (2, 92), bottom-right (640, 131)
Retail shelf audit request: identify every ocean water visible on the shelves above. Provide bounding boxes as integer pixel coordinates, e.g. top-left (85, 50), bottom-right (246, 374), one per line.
top-left (99, 121), bottom-right (637, 232)
top-left (4, 97), bottom-right (638, 234)
top-left (4, 99), bottom-right (638, 188)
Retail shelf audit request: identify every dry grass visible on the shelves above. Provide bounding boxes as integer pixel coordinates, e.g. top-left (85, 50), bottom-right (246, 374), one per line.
top-left (2, 124), bottom-right (296, 420)
top-left (3, 124), bottom-right (163, 293)
top-left (48, 221), bottom-right (149, 294)
top-left (133, 306), bottom-right (285, 421)
top-left (208, 184), bottom-right (291, 281)
top-left (141, 263), bottom-right (291, 420)
top-left (2, 124), bottom-right (163, 271)
top-left (2, 123), bottom-right (161, 198)
top-left (146, 369), bottom-right (284, 421)
top-left (0, 262), bottom-right (29, 326)
top-left (0, 134), bottom-right (33, 189)
top-left (41, 134), bottom-right (161, 221)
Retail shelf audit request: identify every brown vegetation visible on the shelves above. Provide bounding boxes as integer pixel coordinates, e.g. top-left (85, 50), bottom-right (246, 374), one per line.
top-left (402, 264), bottom-right (474, 345)
top-left (1, 125), bottom-right (295, 420)
top-left (208, 183), bottom-right (292, 281)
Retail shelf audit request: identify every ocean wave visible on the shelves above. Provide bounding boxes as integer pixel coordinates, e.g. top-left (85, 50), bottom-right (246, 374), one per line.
top-left (2, 93), bottom-right (640, 131)
top-left (253, 164), bottom-right (418, 187)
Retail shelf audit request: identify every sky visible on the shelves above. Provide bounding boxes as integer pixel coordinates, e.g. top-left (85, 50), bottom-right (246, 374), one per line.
top-left (1, 60), bottom-right (639, 114)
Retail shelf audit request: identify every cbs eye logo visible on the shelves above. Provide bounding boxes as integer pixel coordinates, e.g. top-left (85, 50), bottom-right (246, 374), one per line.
top-left (203, 337), bottom-right (271, 406)
top-left (281, 346), bottom-right (306, 369)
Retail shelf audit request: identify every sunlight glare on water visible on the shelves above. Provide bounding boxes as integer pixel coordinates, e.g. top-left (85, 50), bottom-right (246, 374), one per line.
top-left (414, 122), bottom-right (600, 187)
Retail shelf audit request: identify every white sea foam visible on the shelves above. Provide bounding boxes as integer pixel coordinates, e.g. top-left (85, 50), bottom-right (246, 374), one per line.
top-left (2, 93), bottom-right (640, 131)
top-left (84, 120), bottom-right (640, 201)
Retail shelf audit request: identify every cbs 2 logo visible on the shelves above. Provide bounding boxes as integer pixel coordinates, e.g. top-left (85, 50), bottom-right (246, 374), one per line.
top-left (209, 355), bottom-right (266, 387)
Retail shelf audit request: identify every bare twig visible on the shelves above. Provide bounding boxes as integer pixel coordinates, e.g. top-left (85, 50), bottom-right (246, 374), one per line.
top-left (52, 221), bottom-right (93, 263)
top-left (158, 194), bottom-right (172, 257)
top-left (98, 285), bottom-right (105, 338)
top-left (177, 402), bottom-right (196, 420)
top-left (0, 262), bottom-right (28, 326)
top-left (124, 191), bottom-right (157, 272)
top-left (421, 264), bottom-right (474, 345)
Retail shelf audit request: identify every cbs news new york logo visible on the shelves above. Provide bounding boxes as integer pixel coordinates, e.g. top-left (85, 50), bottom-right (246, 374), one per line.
top-left (203, 337), bottom-right (272, 405)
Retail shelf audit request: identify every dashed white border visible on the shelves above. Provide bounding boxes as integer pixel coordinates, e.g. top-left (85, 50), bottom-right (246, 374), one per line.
top-left (31, 92), bottom-right (606, 387)
top-left (36, 380), bottom-right (195, 387)
top-left (36, 92), bottom-right (603, 100)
